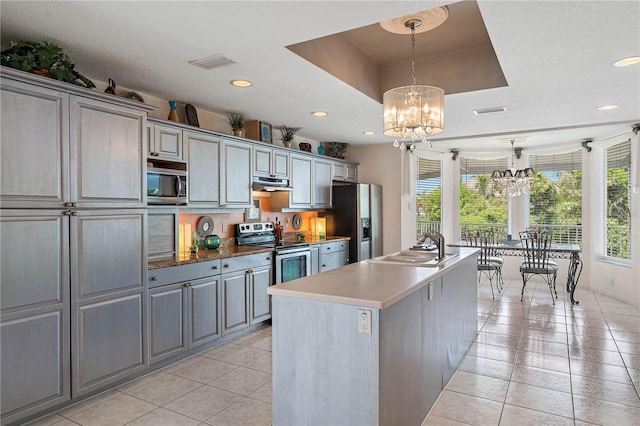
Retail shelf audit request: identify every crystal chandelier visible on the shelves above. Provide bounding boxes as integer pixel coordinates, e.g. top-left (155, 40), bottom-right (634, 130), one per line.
top-left (383, 18), bottom-right (445, 149)
top-left (491, 140), bottom-right (535, 197)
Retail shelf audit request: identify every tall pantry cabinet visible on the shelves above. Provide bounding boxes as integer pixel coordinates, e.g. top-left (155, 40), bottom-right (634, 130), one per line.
top-left (0, 68), bottom-right (154, 425)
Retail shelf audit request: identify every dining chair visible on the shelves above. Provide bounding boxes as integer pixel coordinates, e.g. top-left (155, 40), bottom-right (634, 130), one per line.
top-left (483, 228), bottom-right (504, 290)
top-left (519, 230), bottom-right (558, 304)
top-left (477, 233), bottom-right (502, 299)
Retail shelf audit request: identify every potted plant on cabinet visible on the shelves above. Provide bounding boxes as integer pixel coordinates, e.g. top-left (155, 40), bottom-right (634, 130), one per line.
top-left (322, 142), bottom-right (350, 159)
top-left (225, 112), bottom-right (247, 137)
top-left (278, 125), bottom-right (301, 148)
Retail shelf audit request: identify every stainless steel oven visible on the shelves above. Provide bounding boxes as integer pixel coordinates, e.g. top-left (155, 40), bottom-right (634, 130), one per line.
top-left (275, 245), bottom-right (312, 284)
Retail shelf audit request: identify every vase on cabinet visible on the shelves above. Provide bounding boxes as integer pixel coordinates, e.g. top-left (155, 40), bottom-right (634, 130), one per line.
top-left (232, 129), bottom-right (245, 138)
top-left (168, 101), bottom-right (179, 122)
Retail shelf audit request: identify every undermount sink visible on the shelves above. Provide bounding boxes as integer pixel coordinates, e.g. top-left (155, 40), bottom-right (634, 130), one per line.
top-left (369, 250), bottom-right (458, 267)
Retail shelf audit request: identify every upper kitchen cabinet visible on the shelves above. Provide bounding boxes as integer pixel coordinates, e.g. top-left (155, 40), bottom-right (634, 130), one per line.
top-left (1, 69), bottom-right (154, 209)
top-left (148, 122), bottom-right (183, 161)
top-left (332, 161), bottom-right (358, 183)
top-left (1, 78), bottom-right (70, 208)
top-left (219, 139), bottom-right (252, 207)
top-left (313, 158), bottom-right (332, 208)
top-left (271, 153), bottom-right (313, 209)
top-left (184, 130), bottom-right (220, 206)
top-left (253, 145), bottom-right (290, 179)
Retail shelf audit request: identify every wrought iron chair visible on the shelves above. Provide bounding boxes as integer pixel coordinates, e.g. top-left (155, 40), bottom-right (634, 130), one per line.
top-left (519, 230), bottom-right (558, 304)
top-left (482, 228), bottom-right (504, 290)
top-left (473, 232), bottom-right (502, 299)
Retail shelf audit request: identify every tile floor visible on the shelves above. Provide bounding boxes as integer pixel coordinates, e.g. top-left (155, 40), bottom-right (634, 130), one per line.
top-left (26, 278), bottom-right (640, 426)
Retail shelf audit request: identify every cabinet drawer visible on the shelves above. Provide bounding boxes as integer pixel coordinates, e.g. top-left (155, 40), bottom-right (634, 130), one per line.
top-left (319, 251), bottom-right (349, 273)
top-left (220, 252), bottom-right (274, 273)
top-left (320, 240), bottom-right (348, 253)
top-left (148, 260), bottom-right (221, 288)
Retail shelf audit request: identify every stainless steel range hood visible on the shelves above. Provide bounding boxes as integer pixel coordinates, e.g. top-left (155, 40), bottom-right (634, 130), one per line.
top-left (252, 176), bottom-right (293, 192)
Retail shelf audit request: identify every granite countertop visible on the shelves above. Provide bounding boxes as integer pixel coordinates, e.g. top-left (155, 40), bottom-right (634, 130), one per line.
top-left (267, 247), bottom-right (480, 309)
top-left (148, 236), bottom-right (350, 270)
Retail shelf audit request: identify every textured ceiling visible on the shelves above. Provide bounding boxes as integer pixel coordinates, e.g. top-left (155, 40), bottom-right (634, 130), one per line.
top-left (1, 1), bottom-right (638, 154)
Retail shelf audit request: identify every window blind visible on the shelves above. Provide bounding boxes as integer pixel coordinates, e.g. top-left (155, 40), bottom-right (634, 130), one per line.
top-left (530, 150), bottom-right (582, 172)
top-left (416, 157), bottom-right (441, 195)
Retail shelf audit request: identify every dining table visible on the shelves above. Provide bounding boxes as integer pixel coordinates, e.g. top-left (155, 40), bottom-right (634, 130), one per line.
top-left (449, 240), bottom-right (583, 304)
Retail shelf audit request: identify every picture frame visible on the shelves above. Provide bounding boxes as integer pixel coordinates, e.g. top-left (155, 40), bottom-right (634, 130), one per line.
top-left (260, 121), bottom-right (272, 143)
top-left (245, 120), bottom-right (273, 143)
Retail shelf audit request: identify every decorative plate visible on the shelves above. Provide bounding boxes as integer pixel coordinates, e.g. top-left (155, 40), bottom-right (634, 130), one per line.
top-left (197, 216), bottom-right (214, 236)
top-left (292, 214), bottom-right (302, 230)
top-left (185, 104), bottom-right (200, 127)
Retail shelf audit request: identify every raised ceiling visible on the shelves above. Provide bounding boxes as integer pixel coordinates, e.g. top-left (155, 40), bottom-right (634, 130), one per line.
top-left (1, 1), bottom-right (638, 154)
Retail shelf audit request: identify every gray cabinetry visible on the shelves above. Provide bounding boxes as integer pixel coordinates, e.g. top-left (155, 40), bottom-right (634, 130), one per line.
top-left (332, 161), bottom-right (358, 183)
top-left (310, 245), bottom-right (320, 275)
top-left (185, 130), bottom-right (220, 205)
top-left (72, 209), bottom-right (147, 396)
top-left (189, 276), bottom-right (223, 347)
top-left (149, 282), bottom-right (186, 361)
top-left (0, 80), bottom-right (69, 208)
top-left (253, 146), bottom-right (290, 179)
top-left (319, 240), bottom-right (349, 273)
top-left (148, 208), bottom-right (178, 261)
top-left (313, 159), bottom-right (332, 208)
top-left (0, 210), bottom-right (70, 424)
top-left (288, 154), bottom-right (313, 208)
top-left (221, 270), bottom-right (249, 334)
top-left (148, 122), bottom-right (183, 160)
top-left (219, 139), bottom-right (252, 207)
top-left (250, 265), bottom-right (272, 324)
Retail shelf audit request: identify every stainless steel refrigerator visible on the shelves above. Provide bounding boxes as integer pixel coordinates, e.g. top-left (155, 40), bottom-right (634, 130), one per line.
top-left (324, 183), bottom-right (383, 262)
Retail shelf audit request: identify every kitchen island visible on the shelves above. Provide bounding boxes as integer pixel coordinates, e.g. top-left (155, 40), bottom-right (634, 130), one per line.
top-left (267, 247), bottom-right (479, 426)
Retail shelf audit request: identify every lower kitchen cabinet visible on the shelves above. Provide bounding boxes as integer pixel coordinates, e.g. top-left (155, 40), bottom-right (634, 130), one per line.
top-left (148, 260), bottom-right (222, 364)
top-left (221, 271), bottom-right (249, 334)
top-left (319, 240), bottom-right (349, 273)
top-left (250, 265), bottom-right (272, 324)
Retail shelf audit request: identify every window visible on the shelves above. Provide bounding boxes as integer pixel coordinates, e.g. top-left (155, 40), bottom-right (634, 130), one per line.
top-left (529, 149), bottom-right (582, 245)
top-left (416, 157), bottom-right (442, 235)
top-left (604, 139), bottom-right (631, 260)
top-left (459, 156), bottom-right (508, 236)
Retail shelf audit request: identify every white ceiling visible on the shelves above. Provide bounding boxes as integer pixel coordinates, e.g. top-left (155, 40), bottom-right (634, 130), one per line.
top-left (1, 1), bottom-right (639, 155)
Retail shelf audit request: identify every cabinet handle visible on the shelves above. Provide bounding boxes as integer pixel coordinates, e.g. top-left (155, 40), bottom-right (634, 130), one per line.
top-left (63, 211), bottom-right (72, 216)
top-left (322, 264), bottom-right (326, 267)
top-left (327, 247), bottom-right (331, 250)
top-left (150, 276), bottom-right (158, 281)
top-left (223, 263), bottom-right (229, 268)
top-left (266, 257), bottom-right (271, 260)
top-left (184, 282), bottom-right (192, 288)
top-left (64, 202), bottom-right (76, 207)
top-left (212, 265), bottom-right (218, 270)
top-left (70, 212), bottom-right (78, 216)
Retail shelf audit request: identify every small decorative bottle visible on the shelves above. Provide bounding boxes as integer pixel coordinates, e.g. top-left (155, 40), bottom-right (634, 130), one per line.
top-left (168, 100), bottom-right (179, 122)
top-left (317, 144), bottom-right (325, 155)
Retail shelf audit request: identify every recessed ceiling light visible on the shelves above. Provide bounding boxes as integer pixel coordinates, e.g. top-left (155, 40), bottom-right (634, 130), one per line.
top-left (473, 106), bottom-right (507, 115)
top-left (597, 104), bottom-right (618, 111)
top-left (614, 56), bottom-right (640, 67)
top-left (230, 80), bottom-right (252, 88)
top-left (311, 111), bottom-right (328, 117)
top-left (362, 131), bottom-right (375, 135)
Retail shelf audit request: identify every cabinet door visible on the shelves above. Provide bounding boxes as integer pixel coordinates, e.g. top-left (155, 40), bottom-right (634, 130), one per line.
top-left (221, 271), bottom-right (249, 334)
top-left (345, 163), bottom-right (358, 182)
top-left (320, 250), bottom-right (348, 273)
top-left (185, 131), bottom-right (220, 205)
top-left (250, 265), bottom-right (272, 324)
top-left (421, 278), bottom-right (444, 409)
top-left (74, 293), bottom-right (145, 396)
top-left (1, 79), bottom-right (70, 208)
top-left (313, 159), bottom-right (332, 207)
top-left (289, 154), bottom-right (312, 208)
top-left (253, 146), bottom-right (273, 177)
top-left (272, 149), bottom-right (290, 179)
top-left (189, 276), bottom-right (222, 347)
top-left (220, 139), bottom-right (252, 207)
top-left (310, 246), bottom-right (320, 275)
top-left (153, 123), bottom-right (183, 160)
top-left (331, 162), bottom-right (345, 181)
top-left (70, 95), bottom-right (145, 207)
top-left (149, 283), bottom-right (187, 363)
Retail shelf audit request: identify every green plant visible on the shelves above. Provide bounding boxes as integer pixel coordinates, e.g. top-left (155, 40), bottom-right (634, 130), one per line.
top-left (322, 142), bottom-right (350, 159)
top-left (1, 40), bottom-right (95, 88)
top-left (278, 125), bottom-right (301, 142)
top-left (225, 112), bottom-right (247, 130)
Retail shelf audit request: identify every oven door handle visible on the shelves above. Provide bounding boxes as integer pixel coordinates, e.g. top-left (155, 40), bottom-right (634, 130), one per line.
top-left (277, 247), bottom-right (311, 255)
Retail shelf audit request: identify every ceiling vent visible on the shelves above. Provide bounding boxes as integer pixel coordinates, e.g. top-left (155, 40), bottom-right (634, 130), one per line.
top-left (188, 54), bottom-right (236, 70)
top-left (473, 106), bottom-right (507, 115)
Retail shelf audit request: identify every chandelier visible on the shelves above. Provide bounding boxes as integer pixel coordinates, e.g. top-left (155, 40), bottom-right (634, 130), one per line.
top-left (383, 18), bottom-right (445, 149)
top-left (491, 140), bottom-right (535, 197)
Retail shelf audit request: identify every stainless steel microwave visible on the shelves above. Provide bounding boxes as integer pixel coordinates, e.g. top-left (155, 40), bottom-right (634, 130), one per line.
top-left (147, 166), bottom-right (187, 205)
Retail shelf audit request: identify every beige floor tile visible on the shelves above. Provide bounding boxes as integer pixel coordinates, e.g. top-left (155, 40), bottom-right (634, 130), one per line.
top-left (568, 333), bottom-right (620, 352)
top-left (571, 375), bottom-right (640, 408)
top-left (627, 368), bottom-right (640, 389)
top-left (208, 367), bottom-right (271, 396)
top-left (171, 357), bottom-right (238, 383)
top-left (459, 356), bottom-right (514, 380)
top-left (620, 351), bottom-right (640, 370)
top-left (574, 394), bottom-right (640, 425)
top-left (117, 369), bottom-right (169, 393)
top-left (199, 343), bottom-right (240, 358)
top-left (65, 393), bottom-right (156, 426)
top-left (474, 332), bottom-right (521, 349)
top-left (521, 329), bottom-right (568, 344)
top-left (570, 359), bottom-right (633, 385)
top-left (162, 355), bottom-right (205, 374)
top-left (515, 350), bottom-right (570, 374)
top-left (568, 325), bottom-right (614, 340)
top-left (519, 337), bottom-right (568, 357)
top-left (163, 385), bottom-right (242, 421)
top-left (569, 345), bottom-right (625, 367)
top-left (25, 414), bottom-right (74, 426)
top-left (126, 407), bottom-right (200, 426)
top-left (204, 397), bottom-right (272, 426)
top-left (445, 371), bottom-right (509, 402)
top-left (422, 414), bottom-right (472, 425)
top-left (481, 323), bottom-right (524, 337)
top-left (466, 342), bottom-right (518, 363)
top-left (247, 381), bottom-right (272, 404)
top-left (430, 390), bottom-right (502, 425)
top-left (57, 390), bottom-right (120, 418)
top-left (208, 345), bottom-right (268, 366)
top-left (611, 329), bottom-right (640, 344)
top-left (499, 403), bottom-right (573, 426)
top-left (235, 333), bottom-right (272, 351)
top-left (244, 352), bottom-right (272, 373)
top-left (121, 374), bottom-right (202, 405)
top-left (505, 381), bottom-right (573, 418)
top-left (615, 340), bottom-right (640, 355)
top-left (510, 364), bottom-right (571, 393)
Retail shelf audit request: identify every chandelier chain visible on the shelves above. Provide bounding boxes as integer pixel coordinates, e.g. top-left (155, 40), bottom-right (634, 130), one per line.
top-left (410, 23), bottom-right (417, 86)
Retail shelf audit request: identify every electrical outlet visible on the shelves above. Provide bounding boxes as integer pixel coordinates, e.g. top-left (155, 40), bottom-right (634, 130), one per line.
top-left (357, 309), bottom-right (372, 334)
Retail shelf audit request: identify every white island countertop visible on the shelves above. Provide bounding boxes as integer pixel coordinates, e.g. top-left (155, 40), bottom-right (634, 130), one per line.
top-left (267, 247), bottom-right (480, 309)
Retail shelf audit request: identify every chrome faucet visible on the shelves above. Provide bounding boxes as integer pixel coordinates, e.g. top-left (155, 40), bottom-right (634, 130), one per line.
top-left (416, 231), bottom-right (446, 260)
